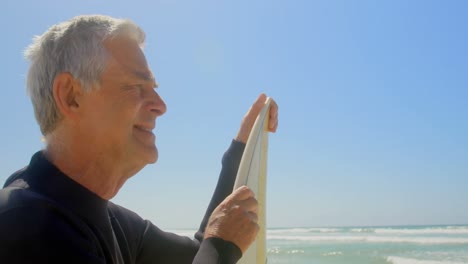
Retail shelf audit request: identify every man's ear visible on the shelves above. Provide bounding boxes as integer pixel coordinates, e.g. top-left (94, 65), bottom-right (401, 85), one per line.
top-left (52, 72), bottom-right (83, 119)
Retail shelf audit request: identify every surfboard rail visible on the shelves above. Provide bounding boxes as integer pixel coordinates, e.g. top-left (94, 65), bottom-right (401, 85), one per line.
top-left (233, 97), bottom-right (271, 264)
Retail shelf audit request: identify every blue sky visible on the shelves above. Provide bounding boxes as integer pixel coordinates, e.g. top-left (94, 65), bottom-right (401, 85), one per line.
top-left (1, 0), bottom-right (467, 228)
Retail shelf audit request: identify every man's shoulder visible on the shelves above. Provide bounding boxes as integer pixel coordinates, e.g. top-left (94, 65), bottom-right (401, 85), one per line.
top-left (0, 180), bottom-right (39, 213)
top-left (0, 167), bottom-right (34, 212)
top-left (0, 186), bottom-right (71, 234)
top-left (0, 186), bottom-right (103, 262)
top-left (3, 166), bottom-right (28, 188)
top-left (0, 185), bottom-right (75, 233)
top-left (0, 183), bottom-right (92, 240)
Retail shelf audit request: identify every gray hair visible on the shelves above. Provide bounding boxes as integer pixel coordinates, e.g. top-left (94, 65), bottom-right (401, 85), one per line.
top-left (24, 15), bottom-right (146, 135)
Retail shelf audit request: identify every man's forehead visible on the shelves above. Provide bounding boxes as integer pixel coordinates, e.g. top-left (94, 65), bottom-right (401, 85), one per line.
top-left (104, 38), bottom-right (145, 66)
top-left (103, 38), bottom-right (157, 85)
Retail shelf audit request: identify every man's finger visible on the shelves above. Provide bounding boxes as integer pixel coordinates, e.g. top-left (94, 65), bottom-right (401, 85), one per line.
top-left (268, 99), bottom-right (279, 132)
top-left (253, 93), bottom-right (267, 109)
top-left (238, 196), bottom-right (258, 213)
top-left (231, 186), bottom-right (255, 201)
top-left (247, 211), bottom-right (259, 224)
top-left (247, 93), bottom-right (267, 119)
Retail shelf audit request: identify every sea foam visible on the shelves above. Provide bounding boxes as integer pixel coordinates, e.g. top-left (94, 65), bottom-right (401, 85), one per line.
top-left (374, 227), bottom-right (468, 235)
top-left (268, 226), bottom-right (468, 235)
top-left (387, 256), bottom-right (467, 264)
top-left (267, 235), bottom-right (468, 244)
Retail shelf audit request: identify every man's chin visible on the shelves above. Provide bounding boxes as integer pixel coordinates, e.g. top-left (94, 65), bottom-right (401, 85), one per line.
top-left (143, 147), bottom-right (158, 164)
top-left (131, 141), bottom-right (158, 165)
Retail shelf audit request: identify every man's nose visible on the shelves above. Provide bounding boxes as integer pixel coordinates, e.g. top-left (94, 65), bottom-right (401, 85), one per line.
top-left (147, 88), bottom-right (167, 117)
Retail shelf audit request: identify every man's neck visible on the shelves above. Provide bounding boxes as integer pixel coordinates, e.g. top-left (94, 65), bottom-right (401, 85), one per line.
top-left (44, 135), bottom-right (133, 200)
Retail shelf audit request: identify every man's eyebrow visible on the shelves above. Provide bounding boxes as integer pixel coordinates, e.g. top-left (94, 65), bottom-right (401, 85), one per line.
top-left (132, 70), bottom-right (158, 87)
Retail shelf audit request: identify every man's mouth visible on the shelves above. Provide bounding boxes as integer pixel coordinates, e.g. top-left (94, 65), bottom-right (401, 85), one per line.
top-left (134, 125), bottom-right (154, 132)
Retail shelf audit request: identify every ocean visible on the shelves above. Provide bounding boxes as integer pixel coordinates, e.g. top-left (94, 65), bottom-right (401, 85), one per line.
top-left (171, 225), bottom-right (468, 263)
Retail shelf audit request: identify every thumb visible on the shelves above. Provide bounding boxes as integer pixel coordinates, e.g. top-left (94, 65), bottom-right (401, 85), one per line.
top-left (231, 186), bottom-right (255, 201)
top-left (235, 93), bottom-right (268, 143)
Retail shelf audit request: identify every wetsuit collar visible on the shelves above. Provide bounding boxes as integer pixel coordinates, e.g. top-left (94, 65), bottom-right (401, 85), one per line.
top-left (21, 151), bottom-right (110, 227)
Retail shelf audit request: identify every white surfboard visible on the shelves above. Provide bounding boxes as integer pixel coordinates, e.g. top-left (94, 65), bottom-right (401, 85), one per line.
top-left (233, 97), bottom-right (271, 264)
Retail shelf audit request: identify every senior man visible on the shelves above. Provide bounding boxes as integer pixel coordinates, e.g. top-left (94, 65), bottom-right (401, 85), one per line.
top-left (0, 15), bottom-right (278, 264)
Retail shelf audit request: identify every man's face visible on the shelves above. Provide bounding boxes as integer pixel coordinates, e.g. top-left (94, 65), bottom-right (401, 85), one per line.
top-left (77, 37), bottom-right (166, 172)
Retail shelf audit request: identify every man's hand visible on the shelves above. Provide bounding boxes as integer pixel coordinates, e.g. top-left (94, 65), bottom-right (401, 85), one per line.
top-left (235, 93), bottom-right (279, 143)
top-left (204, 186), bottom-right (259, 253)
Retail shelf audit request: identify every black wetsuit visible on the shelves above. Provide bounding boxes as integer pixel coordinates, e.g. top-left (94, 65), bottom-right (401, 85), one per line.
top-left (0, 140), bottom-right (245, 264)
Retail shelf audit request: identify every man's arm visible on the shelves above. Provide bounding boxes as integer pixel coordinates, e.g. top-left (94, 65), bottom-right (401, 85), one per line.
top-left (194, 94), bottom-right (279, 257)
top-left (117, 141), bottom-right (245, 264)
top-left (196, 94), bottom-right (278, 242)
top-left (110, 197), bottom-right (242, 264)
top-left (194, 140), bottom-right (246, 241)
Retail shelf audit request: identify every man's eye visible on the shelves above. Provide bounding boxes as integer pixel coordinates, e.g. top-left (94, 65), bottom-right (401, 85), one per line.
top-left (123, 85), bottom-right (143, 91)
